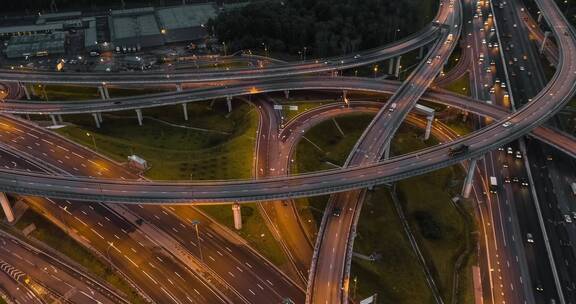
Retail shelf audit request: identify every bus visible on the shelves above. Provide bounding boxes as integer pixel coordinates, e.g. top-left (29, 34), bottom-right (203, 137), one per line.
top-left (489, 176), bottom-right (498, 194)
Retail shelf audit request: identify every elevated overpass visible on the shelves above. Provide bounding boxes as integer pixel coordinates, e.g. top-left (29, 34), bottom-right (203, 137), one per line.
top-left (0, 25), bottom-right (439, 85)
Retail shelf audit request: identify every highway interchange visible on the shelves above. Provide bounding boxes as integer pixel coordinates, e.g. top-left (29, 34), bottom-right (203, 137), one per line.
top-left (1, 0), bottom-right (576, 303)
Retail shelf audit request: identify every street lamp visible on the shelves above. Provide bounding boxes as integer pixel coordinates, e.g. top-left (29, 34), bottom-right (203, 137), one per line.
top-left (191, 220), bottom-right (204, 262)
top-left (106, 241), bottom-right (115, 270)
top-left (303, 46), bottom-right (307, 61)
top-left (393, 28), bottom-right (401, 41)
top-left (86, 132), bottom-right (97, 150)
top-left (373, 65), bottom-right (378, 78)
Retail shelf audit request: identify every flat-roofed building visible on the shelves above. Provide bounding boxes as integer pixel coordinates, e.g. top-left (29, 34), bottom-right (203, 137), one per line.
top-left (4, 32), bottom-right (65, 58)
top-left (109, 7), bottom-right (163, 49)
top-left (156, 4), bottom-right (215, 43)
top-left (109, 3), bottom-right (217, 49)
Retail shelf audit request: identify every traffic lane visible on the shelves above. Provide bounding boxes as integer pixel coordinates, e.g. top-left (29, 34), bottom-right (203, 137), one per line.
top-left (543, 146), bottom-right (576, 249)
top-left (311, 190), bottom-right (361, 304)
top-left (503, 144), bottom-right (558, 303)
top-left (128, 204), bottom-right (305, 304)
top-left (483, 151), bottom-right (528, 304)
top-left (0, 234), bottom-right (117, 304)
top-left (526, 141), bottom-right (576, 302)
top-left (0, 269), bottom-right (42, 304)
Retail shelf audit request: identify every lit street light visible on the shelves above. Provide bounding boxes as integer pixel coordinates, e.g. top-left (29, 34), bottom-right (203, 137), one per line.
top-left (191, 220), bottom-right (204, 262)
top-left (86, 132), bottom-right (97, 150)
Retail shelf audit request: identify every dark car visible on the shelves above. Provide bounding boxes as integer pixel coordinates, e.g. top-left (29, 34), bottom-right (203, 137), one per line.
top-left (332, 207), bottom-right (342, 217)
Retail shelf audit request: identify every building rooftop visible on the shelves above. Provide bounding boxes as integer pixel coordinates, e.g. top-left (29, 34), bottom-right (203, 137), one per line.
top-left (0, 23), bottom-right (63, 35)
top-left (111, 14), bottom-right (161, 39)
top-left (156, 4), bottom-right (216, 30)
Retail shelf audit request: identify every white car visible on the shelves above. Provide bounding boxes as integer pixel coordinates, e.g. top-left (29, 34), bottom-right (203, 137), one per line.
top-left (565, 214), bottom-right (573, 223)
top-left (527, 233), bottom-right (534, 243)
top-left (502, 121), bottom-right (512, 128)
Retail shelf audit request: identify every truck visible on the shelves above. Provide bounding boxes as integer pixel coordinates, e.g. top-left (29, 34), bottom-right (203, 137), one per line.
top-left (571, 182), bottom-right (576, 195)
top-left (448, 144), bottom-right (469, 157)
top-left (489, 176), bottom-right (498, 194)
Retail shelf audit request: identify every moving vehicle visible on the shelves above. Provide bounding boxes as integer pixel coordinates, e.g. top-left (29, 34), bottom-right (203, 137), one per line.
top-left (571, 182), bottom-right (576, 195)
top-left (527, 233), bottom-right (534, 243)
top-left (332, 207), bottom-right (341, 217)
top-left (389, 103), bottom-right (397, 112)
top-left (489, 176), bottom-right (498, 193)
top-left (448, 144), bottom-right (469, 157)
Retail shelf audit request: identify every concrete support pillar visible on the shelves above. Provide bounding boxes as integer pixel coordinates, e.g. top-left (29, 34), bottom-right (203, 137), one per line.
top-left (540, 31), bottom-right (550, 54)
top-left (418, 46), bottom-right (425, 59)
top-left (384, 139), bottom-right (391, 160)
top-left (388, 58), bottom-right (394, 74)
top-left (395, 56), bottom-right (402, 78)
top-left (232, 203), bottom-right (242, 230)
top-left (104, 86), bottom-right (110, 99)
top-left (57, 114), bottom-right (63, 123)
top-left (284, 90), bottom-right (290, 99)
top-left (98, 86), bottom-right (107, 100)
top-left (92, 113), bottom-right (101, 128)
top-left (462, 158), bottom-right (478, 199)
top-left (226, 96), bottom-right (232, 113)
top-left (182, 103), bottom-right (188, 121)
top-left (97, 112), bottom-right (103, 123)
top-left (49, 114), bottom-right (58, 126)
top-left (20, 83), bottom-right (31, 100)
top-left (424, 115), bottom-right (433, 140)
top-left (135, 109), bottom-right (143, 126)
top-left (0, 193), bottom-right (14, 223)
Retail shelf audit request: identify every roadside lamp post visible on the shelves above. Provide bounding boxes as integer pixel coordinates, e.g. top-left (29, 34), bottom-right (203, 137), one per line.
top-left (86, 132), bottom-right (97, 150)
top-left (191, 220), bottom-right (204, 262)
